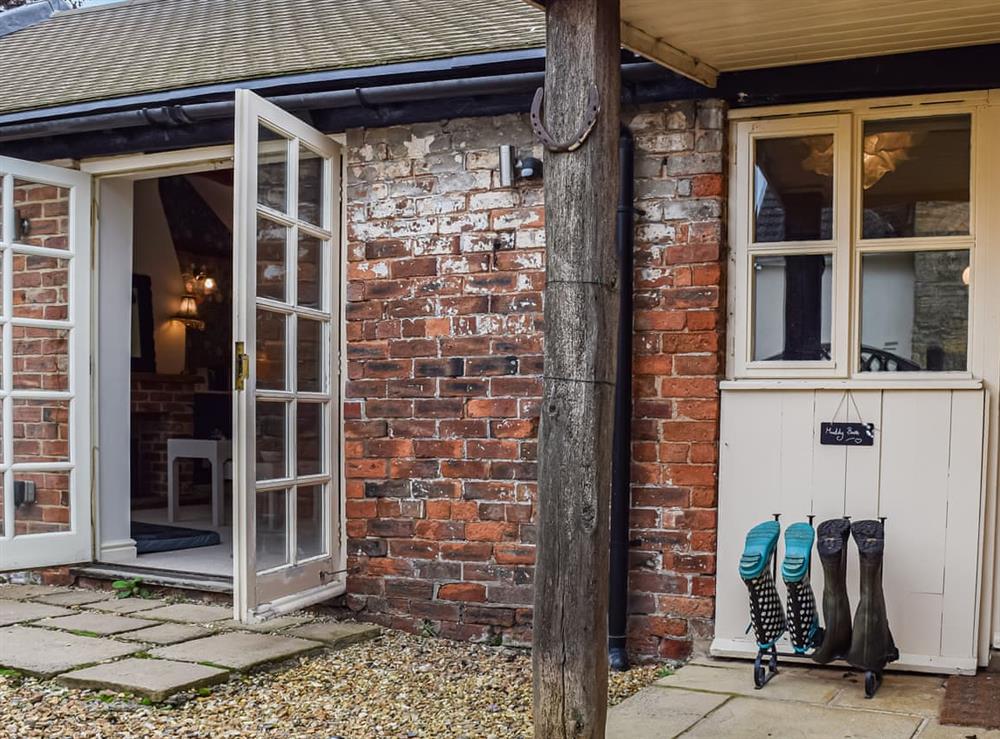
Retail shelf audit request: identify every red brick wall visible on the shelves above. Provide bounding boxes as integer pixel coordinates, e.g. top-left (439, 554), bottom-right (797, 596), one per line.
top-left (343, 101), bottom-right (726, 659)
top-left (131, 373), bottom-right (204, 502)
top-left (627, 102), bottom-right (725, 659)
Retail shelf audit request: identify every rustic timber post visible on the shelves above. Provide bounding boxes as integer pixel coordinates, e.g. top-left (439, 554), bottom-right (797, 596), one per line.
top-left (532, 0), bottom-right (621, 737)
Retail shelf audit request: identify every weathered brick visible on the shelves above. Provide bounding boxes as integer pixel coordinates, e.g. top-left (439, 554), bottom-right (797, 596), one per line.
top-left (340, 101), bottom-right (726, 660)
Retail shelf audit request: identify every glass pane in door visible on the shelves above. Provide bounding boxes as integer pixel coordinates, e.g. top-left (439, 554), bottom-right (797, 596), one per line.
top-left (861, 115), bottom-right (970, 239)
top-left (751, 253), bottom-right (833, 361)
top-left (296, 484), bottom-right (324, 560)
top-left (255, 489), bottom-right (288, 572)
top-left (240, 94), bottom-right (337, 601)
top-left (859, 250), bottom-right (970, 371)
top-left (257, 126), bottom-right (288, 212)
top-left (754, 135), bottom-right (834, 243)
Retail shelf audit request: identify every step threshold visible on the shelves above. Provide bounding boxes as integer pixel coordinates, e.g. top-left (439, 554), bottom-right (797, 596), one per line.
top-left (73, 563), bottom-right (233, 594)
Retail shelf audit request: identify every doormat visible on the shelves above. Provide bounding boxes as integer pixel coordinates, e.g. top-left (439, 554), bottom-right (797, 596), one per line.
top-left (131, 521), bottom-right (222, 555)
top-left (939, 672), bottom-right (1000, 730)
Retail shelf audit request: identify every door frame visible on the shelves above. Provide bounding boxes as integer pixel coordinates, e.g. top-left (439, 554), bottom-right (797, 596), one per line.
top-left (81, 139), bottom-right (348, 612)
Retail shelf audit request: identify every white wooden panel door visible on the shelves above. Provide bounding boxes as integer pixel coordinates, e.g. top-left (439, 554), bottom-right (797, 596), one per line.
top-left (0, 157), bottom-right (91, 570)
top-left (714, 387), bottom-right (986, 673)
top-left (232, 89), bottom-right (344, 622)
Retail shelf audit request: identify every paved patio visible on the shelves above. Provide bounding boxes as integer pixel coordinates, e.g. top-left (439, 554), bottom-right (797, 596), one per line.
top-left (0, 583), bottom-right (380, 702)
top-left (607, 655), bottom-right (999, 739)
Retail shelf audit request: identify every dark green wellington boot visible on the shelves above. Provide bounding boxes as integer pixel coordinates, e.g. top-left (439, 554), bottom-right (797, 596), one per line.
top-left (739, 520), bottom-right (786, 650)
top-left (811, 518), bottom-right (852, 664)
top-left (847, 520), bottom-right (899, 697)
top-left (781, 522), bottom-right (823, 654)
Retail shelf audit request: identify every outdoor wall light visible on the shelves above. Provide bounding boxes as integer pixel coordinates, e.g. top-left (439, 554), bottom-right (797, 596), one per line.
top-left (498, 145), bottom-right (543, 187)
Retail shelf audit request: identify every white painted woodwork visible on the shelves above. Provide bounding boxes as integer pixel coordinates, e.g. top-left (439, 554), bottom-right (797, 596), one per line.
top-left (0, 157), bottom-right (92, 569)
top-left (713, 387), bottom-right (987, 674)
top-left (95, 177), bottom-right (137, 564)
top-left (232, 89), bottom-right (345, 623)
top-left (726, 90), bottom-right (1000, 665)
top-left (613, 0), bottom-right (1000, 79)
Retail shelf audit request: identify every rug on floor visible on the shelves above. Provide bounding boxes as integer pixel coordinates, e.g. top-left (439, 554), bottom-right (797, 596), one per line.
top-left (939, 672), bottom-right (1000, 730)
top-left (131, 521), bottom-right (222, 555)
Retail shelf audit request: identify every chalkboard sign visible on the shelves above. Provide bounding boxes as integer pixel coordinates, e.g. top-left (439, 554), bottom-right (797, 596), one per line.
top-left (820, 422), bottom-right (875, 446)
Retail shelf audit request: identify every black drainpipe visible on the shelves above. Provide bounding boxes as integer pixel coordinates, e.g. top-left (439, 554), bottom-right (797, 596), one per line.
top-left (608, 125), bottom-right (634, 672)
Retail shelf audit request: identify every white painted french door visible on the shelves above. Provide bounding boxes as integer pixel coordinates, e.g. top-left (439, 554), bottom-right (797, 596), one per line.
top-left (0, 157), bottom-right (91, 570)
top-left (232, 90), bottom-right (344, 621)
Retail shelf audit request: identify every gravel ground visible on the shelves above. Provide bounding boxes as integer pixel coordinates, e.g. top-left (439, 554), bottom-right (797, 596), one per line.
top-left (0, 630), bottom-right (659, 738)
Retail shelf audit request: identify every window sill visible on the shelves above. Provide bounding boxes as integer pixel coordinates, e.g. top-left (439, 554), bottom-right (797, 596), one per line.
top-left (720, 376), bottom-right (983, 391)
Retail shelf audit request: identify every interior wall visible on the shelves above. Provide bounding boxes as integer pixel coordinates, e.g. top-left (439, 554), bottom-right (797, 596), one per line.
top-left (133, 179), bottom-right (186, 374)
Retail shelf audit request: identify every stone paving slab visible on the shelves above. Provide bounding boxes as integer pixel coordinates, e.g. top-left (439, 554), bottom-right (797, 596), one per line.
top-left (58, 657), bottom-right (230, 702)
top-left (0, 584), bottom-right (70, 600)
top-left (918, 720), bottom-right (1000, 738)
top-left (118, 623), bottom-right (213, 645)
top-left (655, 663), bottom-right (842, 704)
top-left (681, 695), bottom-right (922, 738)
top-left (606, 686), bottom-right (728, 738)
top-left (687, 655), bottom-right (748, 670)
top-left (0, 625), bottom-right (140, 678)
top-left (141, 603), bottom-right (233, 623)
top-left (287, 621), bottom-right (381, 649)
top-left (210, 615), bottom-right (314, 633)
top-left (32, 590), bottom-right (113, 607)
top-left (0, 599), bottom-right (73, 627)
top-left (87, 598), bottom-right (169, 614)
top-left (150, 632), bottom-right (321, 671)
top-left (831, 671), bottom-right (946, 717)
top-left (32, 612), bottom-right (159, 636)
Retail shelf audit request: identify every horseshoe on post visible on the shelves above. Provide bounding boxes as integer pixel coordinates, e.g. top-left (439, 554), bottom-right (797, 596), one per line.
top-left (530, 84), bottom-right (601, 153)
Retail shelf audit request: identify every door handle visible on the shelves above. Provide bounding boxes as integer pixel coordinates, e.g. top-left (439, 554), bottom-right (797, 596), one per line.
top-left (234, 341), bottom-right (250, 390)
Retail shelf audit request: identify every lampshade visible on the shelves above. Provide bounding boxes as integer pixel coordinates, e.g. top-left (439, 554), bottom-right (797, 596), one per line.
top-left (173, 294), bottom-right (205, 330)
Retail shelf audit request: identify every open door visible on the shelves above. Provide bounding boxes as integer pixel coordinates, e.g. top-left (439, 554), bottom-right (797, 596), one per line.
top-left (232, 90), bottom-right (344, 621)
top-left (0, 157), bottom-right (91, 569)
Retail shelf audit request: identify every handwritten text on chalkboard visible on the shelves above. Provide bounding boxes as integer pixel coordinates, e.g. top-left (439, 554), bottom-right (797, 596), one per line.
top-left (820, 422), bottom-right (875, 446)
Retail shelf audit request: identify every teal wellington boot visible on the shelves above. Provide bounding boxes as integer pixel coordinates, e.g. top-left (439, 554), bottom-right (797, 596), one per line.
top-left (739, 520), bottom-right (786, 650)
top-left (781, 522), bottom-right (823, 654)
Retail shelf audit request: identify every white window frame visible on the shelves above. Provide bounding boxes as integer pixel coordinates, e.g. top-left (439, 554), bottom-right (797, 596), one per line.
top-left (730, 114), bottom-right (852, 378)
top-left (729, 100), bottom-right (980, 381)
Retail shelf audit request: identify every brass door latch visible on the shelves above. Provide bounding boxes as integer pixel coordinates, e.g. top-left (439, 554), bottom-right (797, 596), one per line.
top-left (234, 341), bottom-right (249, 390)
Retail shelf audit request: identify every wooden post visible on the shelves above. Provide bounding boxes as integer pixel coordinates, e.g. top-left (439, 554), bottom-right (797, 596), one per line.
top-left (533, 1), bottom-right (620, 737)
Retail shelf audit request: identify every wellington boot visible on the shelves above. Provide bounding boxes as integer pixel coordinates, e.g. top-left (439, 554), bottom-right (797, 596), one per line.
top-left (811, 518), bottom-right (852, 664)
top-left (847, 520), bottom-right (899, 673)
top-left (782, 522), bottom-right (822, 654)
top-left (739, 520), bottom-right (786, 649)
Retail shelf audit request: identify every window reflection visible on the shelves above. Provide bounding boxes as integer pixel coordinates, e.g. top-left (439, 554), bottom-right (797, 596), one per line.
top-left (861, 116), bottom-right (970, 239)
top-left (754, 135), bottom-right (834, 242)
top-left (752, 254), bottom-right (833, 361)
top-left (860, 250), bottom-right (969, 371)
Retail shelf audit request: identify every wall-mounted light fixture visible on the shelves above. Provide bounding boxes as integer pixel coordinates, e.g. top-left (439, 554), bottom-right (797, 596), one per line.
top-left (172, 294), bottom-right (205, 331)
top-left (498, 145), bottom-right (543, 187)
top-left (182, 264), bottom-right (219, 302)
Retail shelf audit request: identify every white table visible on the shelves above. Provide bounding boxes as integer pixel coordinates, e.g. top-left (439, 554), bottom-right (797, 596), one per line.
top-left (166, 438), bottom-right (232, 527)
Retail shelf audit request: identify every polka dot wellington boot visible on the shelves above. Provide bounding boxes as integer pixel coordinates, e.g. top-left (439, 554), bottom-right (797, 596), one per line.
top-left (739, 520), bottom-right (786, 650)
top-left (781, 522), bottom-right (823, 655)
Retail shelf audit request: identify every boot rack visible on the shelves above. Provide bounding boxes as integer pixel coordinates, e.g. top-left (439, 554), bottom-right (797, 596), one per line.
top-left (751, 515), bottom-right (889, 699)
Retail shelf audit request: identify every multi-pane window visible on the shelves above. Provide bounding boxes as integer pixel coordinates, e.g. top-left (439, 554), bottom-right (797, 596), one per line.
top-left (734, 109), bottom-right (974, 378)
